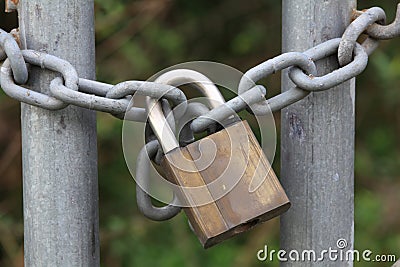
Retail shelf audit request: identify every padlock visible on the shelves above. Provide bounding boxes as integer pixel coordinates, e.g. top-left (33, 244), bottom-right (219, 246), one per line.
top-left (146, 69), bottom-right (290, 248)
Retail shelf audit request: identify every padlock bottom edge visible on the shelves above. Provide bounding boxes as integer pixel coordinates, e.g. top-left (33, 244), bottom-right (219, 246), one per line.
top-left (202, 201), bottom-right (291, 249)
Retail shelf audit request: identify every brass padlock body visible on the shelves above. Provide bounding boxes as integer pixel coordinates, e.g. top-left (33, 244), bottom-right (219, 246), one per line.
top-left (161, 120), bottom-right (290, 248)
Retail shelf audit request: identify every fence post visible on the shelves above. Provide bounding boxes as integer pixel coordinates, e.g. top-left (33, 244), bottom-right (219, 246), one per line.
top-left (281, 1), bottom-right (355, 266)
top-left (18, 1), bottom-right (100, 266)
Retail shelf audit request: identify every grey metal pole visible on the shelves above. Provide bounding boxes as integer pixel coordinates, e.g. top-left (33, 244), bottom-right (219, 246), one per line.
top-left (281, 1), bottom-right (355, 266)
top-left (18, 1), bottom-right (100, 266)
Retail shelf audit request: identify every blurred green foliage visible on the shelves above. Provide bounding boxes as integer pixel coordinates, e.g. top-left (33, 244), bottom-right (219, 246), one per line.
top-left (0, 0), bottom-right (399, 266)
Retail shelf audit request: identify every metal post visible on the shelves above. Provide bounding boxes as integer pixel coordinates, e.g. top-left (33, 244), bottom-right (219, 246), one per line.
top-left (18, 1), bottom-right (99, 266)
top-left (281, 1), bottom-right (355, 266)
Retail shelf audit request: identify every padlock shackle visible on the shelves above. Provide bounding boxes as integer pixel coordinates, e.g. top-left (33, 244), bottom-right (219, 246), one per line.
top-left (146, 69), bottom-right (225, 153)
top-left (154, 69), bottom-right (225, 109)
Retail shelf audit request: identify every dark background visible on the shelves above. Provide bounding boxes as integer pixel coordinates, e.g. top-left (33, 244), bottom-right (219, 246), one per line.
top-left (0, 0), bottom-right (399, 266)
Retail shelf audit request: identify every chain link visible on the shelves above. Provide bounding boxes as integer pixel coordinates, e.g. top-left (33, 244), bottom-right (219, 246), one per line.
top-left (289, 39), bottom-right (368, 91)
top-left (1, 50), bottom-right (77, 110)
top-left (137, 101), bottom-right (212, 218)
top-left (0, 29), bottom-right (28, 84)
top-left (353, 4), bottom-right (400, 40)
top-left (192, 6), bottom-right (399, 131)
top-left (135, 140), bottom-right (181, 221)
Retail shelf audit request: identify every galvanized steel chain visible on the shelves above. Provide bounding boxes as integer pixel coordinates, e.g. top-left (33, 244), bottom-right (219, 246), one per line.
top-left (1, 5), bottom-right (400, 220)
top-left (0, 43), bottom-right (188, 121)
top-left (0, 5), bottom-right (399, 128)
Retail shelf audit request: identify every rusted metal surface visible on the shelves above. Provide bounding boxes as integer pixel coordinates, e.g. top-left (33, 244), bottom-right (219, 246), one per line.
top-left (353, 3), bottom-right (400, 40)
top-left (135, 140), bottom-right (182, 221)
top-left (338, 7), bottom-right (386, 66)
top-left (5, 0), bottom-right (18, 12)
top-left (19, 0), bottom-right (100, 266)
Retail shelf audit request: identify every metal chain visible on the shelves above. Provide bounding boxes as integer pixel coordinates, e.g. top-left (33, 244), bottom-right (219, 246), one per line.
top-left (0, 6), bottom-right (399, 128)
top-left (136, 101), bottom-right (212, 221)
top-left (1, 5), bottom-right (400, 220)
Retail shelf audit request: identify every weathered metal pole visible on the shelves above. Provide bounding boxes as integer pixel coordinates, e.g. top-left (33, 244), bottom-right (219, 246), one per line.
top-left (281, 1), bottom-right (355, 266)
top-left (18, 1), bottom-right (99, 266)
